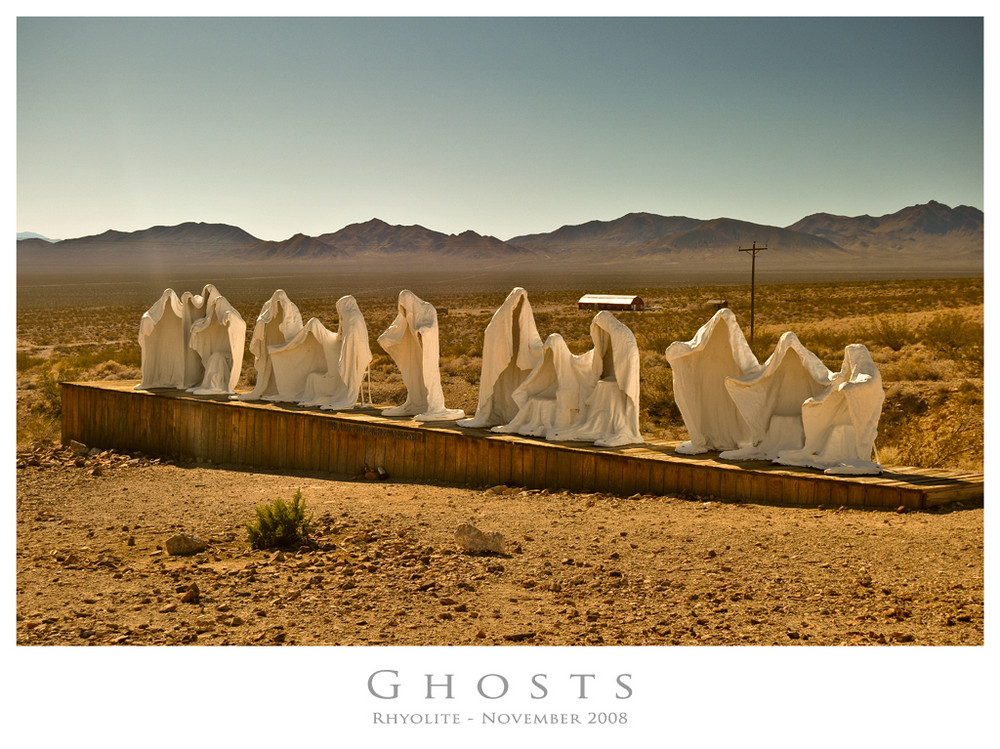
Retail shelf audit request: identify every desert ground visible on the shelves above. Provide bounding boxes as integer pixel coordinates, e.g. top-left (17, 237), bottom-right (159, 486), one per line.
top-left (14, 274), bottom-right (985, 646)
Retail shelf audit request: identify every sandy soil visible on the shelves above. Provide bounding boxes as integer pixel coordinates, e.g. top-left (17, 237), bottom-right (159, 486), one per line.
top-left (15, 442), bottom-right (983, 647)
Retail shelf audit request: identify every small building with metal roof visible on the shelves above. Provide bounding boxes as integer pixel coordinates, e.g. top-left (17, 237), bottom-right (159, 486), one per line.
top-left (577, 294), bottom-right (645, 312)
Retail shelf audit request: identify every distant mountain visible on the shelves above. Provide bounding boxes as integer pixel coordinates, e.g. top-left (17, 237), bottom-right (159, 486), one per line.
top-left (510, 212), bottom-right (849, 261)
top-left (16, 218), bottom-right (531, 271)
top-left (16, 202), bottom-right (983, 276)
top-left (787, 201), bottom-right (983, 258)
top-left (17, 221), bottom-right (263, 271)
top-left (316, 219), bottom-right (528, 258)
top-left (17, 232), bottom-right (56, 242)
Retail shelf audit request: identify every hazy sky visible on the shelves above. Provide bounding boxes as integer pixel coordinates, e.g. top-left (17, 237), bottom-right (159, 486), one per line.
top-left (17, 16), bottom-right (984, 241)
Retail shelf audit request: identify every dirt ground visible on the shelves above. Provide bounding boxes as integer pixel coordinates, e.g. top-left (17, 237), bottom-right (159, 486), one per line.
top-left (15, 442), bottom-right (984, 647)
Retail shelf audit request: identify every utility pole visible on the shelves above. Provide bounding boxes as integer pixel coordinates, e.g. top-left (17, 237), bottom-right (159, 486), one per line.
top-left (738, 241), bottom-right (767, 342)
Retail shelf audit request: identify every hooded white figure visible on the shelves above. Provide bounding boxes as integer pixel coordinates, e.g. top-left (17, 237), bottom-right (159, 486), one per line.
top-left (378, 290), bottom-right (464, 421)
top-left (548, 311), bottom-right (644, 447)
top-left (136, 284), bottom-right (219, 390)
top-left (458, 287), bottom-right (544, 429)
top-left (665, 308), bottom-right (761, 454)
top-left (491, 333), bottom-right (588, 439)
top-left (187, 292), bottom-right (247, 395)
top-left (775, 344), bottom-right (884, 474)
top-left (264, 318), bottom-right (339, 403)
top-left (298, 295), bottom-right (373, 410)
top-left (236, 289), bottom-right (304, 401)
top-left (720, 332), bottom-right (834, 461)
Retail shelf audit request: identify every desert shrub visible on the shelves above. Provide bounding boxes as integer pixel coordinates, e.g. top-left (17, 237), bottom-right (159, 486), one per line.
top-left (748, 329), bottom-right (781, 363)
top-left (920, 311), bottom-right (983, 367)
top-left (16, 351), bottom-right (47, 372)
top-left (16, 412), bottom-right (59, 446)
top-left (867, 316), bottom-right (918, 352)
top-left (640, 359), bottom-right (681, 425)
top-left (62, 345), bottom-right (142, 371)
top-left (876, 385), bottom-right (983, 470)
top-left (35, 361), bottom-right (82, 416)
top-left (245, 490), bottom-right (313, 550)
top-left (879, 347), bottom-right (948, 383)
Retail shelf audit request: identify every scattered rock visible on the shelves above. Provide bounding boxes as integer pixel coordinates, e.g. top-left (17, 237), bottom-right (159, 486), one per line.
top-left (455, 524), bottom-right (505, 554)
top-left (503, 632), bottom-right (536, 642)
top-left (180, 584), bottom-right (200, 604)
top-left (166, 534), bottom-right (208, 556)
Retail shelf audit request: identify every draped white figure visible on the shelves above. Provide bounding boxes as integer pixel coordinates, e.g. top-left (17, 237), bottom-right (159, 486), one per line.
top-left (775, 344), bottom-right (884, 474)
top-left (458, 287), bottom-right (544, 429)
top-left (136, 284), bottom-right (219, 390)
top-left (548, 311), bottom-right (644, 447)
top-left (491, 333), bottom-right (588, 439)
top-left (237, 289), bottom-right (303, 401)
top-left (378, 290), bottom-right (464, 421)
top-left (188, 292), bottom-right (247, 395)
top-left (665, 308), bottom-right (761, 454)
top-left (720, 332), bottom-right (834, 461)
top-left (265, 318), bottom-right (339, 404)
top-left (299, 295), bottom-right (373, 410)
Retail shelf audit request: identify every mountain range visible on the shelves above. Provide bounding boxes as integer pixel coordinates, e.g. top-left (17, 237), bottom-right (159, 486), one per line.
top-left (16, 201), bottom-right (983, 275)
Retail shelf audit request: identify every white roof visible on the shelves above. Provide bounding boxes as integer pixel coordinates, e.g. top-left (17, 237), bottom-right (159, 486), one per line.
top-left (578, 294), bottom-right (641, 304)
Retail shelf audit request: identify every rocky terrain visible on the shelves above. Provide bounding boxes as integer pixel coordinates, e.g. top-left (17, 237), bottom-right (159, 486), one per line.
top-left (16, 441), bottom-right (983, 647)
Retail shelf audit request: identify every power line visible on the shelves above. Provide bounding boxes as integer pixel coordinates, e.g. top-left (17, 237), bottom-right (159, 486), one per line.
top-left (738, 241), bottom-right (767, 342)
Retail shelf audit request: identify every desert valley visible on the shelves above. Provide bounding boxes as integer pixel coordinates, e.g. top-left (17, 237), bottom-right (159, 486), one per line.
top-left (15, 200), bottom-right (984, 647)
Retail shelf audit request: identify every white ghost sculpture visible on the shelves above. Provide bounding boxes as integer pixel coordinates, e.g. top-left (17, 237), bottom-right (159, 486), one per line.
top-left (665, 308), bottom-right (761, 454)
top-left (187, 292), bottom-right (247, 395)
top-left (378, 290), bottom-right (464, 421)
top-left (264, 318), bottom-right (339, 403)
top-left (491, 333), bottom-right (588, 439)
top-left (298, 295), bottom-right (373, 410)
top-left (720, 332), bottom-right (834, 461)
top-left (136, 284), bottom-right (219, 390)
top-left (237, 289), bottom-right (304, 401)
top-left (458, 287), bottom-right (544, 429)
top-left (548, 311), bottom-right (644, 447)
top-left (775, 344), bottom-right (884, 474)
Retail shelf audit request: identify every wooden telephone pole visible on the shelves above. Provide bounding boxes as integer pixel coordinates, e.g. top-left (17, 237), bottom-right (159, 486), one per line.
top-left (738, 241), bottom-right (767, 341)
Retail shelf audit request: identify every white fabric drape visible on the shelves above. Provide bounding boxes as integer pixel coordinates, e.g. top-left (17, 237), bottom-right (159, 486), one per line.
top-left (548, 311), bottom-right (644, 446)
top-left (665, 308), bottom-right (760, 454)
top-left (136, 284), bottom-right (219, 390)
top-left (378, 290), bottom-right (464, 421)
top-left (491, 333), bottom-right (588, 438)
top-left (265, 318), bottom-right (340, 403)
top-left (775, 344), bottom-right (884, 474)
top-left (458, 287), bottom-right (544, 429)
top-left (720, 332), bottom-right (834, 461)
top-left (299, 295), bottom-right (373, 410)
top-left (188, 293), bottom-right (246, 395)
top-left (237, 289), bottom-right (304, 401)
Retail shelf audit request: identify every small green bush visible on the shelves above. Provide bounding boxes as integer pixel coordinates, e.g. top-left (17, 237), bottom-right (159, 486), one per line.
top-left (245, 490), bottom-right (313, 550)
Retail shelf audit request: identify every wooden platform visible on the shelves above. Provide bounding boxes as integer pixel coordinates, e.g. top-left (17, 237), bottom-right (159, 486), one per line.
top-left (61, 381), bottom-right (984, 511)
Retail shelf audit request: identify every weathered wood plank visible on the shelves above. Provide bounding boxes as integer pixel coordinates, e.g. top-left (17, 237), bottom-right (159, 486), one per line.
top-left (576, 450), bottom-right (597, 494)
top-left (521, 442), bottom-right (538, 489)
top-left (59, 382), bottom-right (984, 511)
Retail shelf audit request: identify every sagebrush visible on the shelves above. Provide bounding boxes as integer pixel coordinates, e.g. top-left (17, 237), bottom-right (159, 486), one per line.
top-left (245, 490), bottom-right (313, 549)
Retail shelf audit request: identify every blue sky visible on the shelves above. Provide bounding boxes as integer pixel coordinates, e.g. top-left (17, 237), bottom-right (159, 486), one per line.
top-left (17, 16), bottom-right (984, 241)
